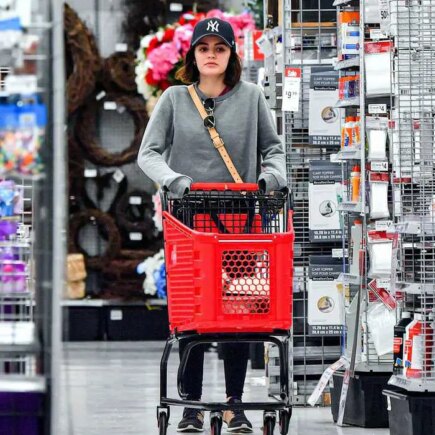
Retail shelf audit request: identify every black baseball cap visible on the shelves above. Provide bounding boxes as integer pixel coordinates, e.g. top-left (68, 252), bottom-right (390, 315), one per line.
top-left (190, 18), bottom-right (236, 52)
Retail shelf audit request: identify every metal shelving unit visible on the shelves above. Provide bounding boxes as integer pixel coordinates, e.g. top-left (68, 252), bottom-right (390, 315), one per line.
top-left (388, 0), bottom-right (435, 394)
top-left (0, 0), bottom-right (65, 433)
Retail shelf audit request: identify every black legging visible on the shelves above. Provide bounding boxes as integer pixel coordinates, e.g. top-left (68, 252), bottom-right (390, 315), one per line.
top-left (179, 339), bottom-right (249, 400)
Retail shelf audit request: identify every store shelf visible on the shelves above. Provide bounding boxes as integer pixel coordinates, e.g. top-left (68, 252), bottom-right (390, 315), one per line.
top-left (61, 298), bottom-right (167, 307)
top-left (335, 97), bottom-right (360, 108)
top-left (396, 282), bottom-right (435, 295)
top-left (0, 375), bottom-right (46, 393)
top-left (0, 342), bottom-right (40, 354)
top-left (335, 148), bottom-right (361, 160)
top-left (333, 0), bottom-right (357, 5)
top-left (338, 201), bottom-right (363, 213)
top-left (335, 57), bottom-right (360, 70)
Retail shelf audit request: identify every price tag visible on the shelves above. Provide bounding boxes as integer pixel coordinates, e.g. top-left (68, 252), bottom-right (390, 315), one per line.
top-left (96, 90), bottom-right (106, 100)
top-left (368, 104), bottom-right (387, 114)
top-left (84, 168), bottom-right (97, 178)
top-left (169, 2), bottom-right (183, 12)
top-left (5, 75), bottom-right (37, 95)
top-left (370, 29), bottom-right (388, 40)
top-left (255, 33), bottom-right (273, 57)
top-left (378, 0), bottom-right (390, 34)
top-left (115, 43), bottom-right (128, 52)
top-left (129, 232), bottom-right (143, 241)
top-left (110, 310), bottom-right (123, 321)
top-left (282, 67), bottom-right (301, 112)
top-left (129, 196), bottom-right (142, 205)
top-left (104, 101), bottom-right (117, 110)
top-left (375, 220), bottom-right (393, 230)
top-left (376, 278), bottom-right (391, 288)
top-left (371, 161), bottom-right (389, 171)
top-left (112, 169), bottom-right (125, 183)
top-left (332, 249), bottom-right (348, 258)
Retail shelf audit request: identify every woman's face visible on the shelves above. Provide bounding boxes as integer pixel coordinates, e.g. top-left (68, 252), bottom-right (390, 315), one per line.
top-left (194, 35), bottom-right (231, 79)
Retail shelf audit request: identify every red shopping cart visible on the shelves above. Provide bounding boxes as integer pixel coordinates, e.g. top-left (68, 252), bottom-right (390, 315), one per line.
top-left (157, 183), bottom-right (294, 435)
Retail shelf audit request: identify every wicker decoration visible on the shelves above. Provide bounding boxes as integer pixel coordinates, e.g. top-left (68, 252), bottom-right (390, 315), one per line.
top-left (115, 190), bottom-right (155, 238)
top-left (82, 170), bottom-right (128, 214)
top-left (64, 3), bottom-right (102, 115)
top-left (75, 93), bottom-right (148, 166)
top-left (101, 51), bottom-right (137, 93)
top-left (69, 209), bottom-right (121, 270)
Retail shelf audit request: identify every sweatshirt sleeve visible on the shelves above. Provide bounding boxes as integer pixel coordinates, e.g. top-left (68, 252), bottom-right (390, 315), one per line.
top-left (257, 90), bottom-right (287, 192)
top-left (137, 88), bottom-right (192, 191)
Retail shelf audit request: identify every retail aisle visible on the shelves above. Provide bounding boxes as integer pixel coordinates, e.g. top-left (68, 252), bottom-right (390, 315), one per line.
top-left (60, 342), bottom-right (389, 435)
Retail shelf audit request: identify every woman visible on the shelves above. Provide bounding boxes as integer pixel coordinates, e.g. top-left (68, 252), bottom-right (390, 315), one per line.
top-left (138, 17), bottom-right (286, 433)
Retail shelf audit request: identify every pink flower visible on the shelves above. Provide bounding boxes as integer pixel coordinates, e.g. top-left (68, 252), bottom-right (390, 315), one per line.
top-left (227, 13), bottom-right (255, 39)
top-left (174, 24), bottom-right (194, 57)
top-left (148, 42), bottom-right (180, 81)
top-left (206, 9), bottom-right (225, 20)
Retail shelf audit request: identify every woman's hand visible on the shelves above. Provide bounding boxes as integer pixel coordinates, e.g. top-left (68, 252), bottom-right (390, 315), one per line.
top-left (168, 175), bottom-right (192, 197)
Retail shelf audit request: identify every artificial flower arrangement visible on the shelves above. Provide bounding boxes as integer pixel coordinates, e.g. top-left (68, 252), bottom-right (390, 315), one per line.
top-left (135, 9), bottom-right (256, 101)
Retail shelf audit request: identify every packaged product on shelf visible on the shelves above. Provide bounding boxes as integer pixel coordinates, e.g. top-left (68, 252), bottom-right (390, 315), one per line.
top-left (308, 67), bottom-right (341, 147)
top-left (349, 219), bottom-right (362, 276)
top-left (364, 0), bottom-right (382, 24)
top-left (365, 41), bottom-right (393, 96)
top-left (393, 311), bottom-right (412, 375)
top-left (0, 101), bottom-right (46, 176)
top-left (369, 172), bottom-right (390, 219)
top-left (308, 161), bottom-right (342, 242)
top-left (337, 11), bottom-right (360, 61)
top-left (366, 116), bottom-right (388, 160)
top-left (368, 279), bottom-right (397, 310)
top-left (308, 256), bottom-right (345, 336)
top-left (338, 75), bottom-right (360, 100)
top-left (367, 230), bottom-right (394, 277)
top-left (341, 116), bottom-right (361, 149)
top-left (403, 314), bottom-right (433, 379)
top-left (350, 164), bottom-right (361, 203)
top-left (366, 301), bottom-right (395, 356)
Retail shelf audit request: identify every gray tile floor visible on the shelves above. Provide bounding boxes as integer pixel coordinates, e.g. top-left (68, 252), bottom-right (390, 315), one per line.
top-left (60, 342), bottom-right (389, 435)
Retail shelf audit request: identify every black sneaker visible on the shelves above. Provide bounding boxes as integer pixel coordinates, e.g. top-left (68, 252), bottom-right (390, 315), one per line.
top-left (223, 398), bottom-right (253, 433)
top-left (177, 408), bottom-right (205, 432)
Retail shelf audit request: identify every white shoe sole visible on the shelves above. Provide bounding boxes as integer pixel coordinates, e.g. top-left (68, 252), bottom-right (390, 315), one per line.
top-left (176, 425), bottom-right (204, 432)
top-left (224, 423), bottom-right (254, 433)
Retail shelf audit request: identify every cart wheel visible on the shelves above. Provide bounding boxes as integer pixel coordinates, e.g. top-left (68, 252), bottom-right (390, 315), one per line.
top-left (210, 412), bottom-right (223, 435)
top-left (158, 411), bottom-right (168, 435)
top-left (279, 408), bottom-right (291, 435)
top-left (263, 412), bottom-right (276, 435)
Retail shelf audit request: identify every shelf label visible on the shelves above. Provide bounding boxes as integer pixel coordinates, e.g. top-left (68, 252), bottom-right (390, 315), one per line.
top-left (129, 196), bottom-right (142, 205)
top-left (371, 161), bottom-right (388, 172)
top-left (368, 103), bottom-right (387, 114)
top-left (104, 101), bottom-right (117, 110)
top-left (110, 310), bottom-right (123, 321)
top-left (282, 67), bottom-right (301, 112)
top-left (129, 232), bottom-right (143, 241)
top-left (5, 75), bottom-right (37, 95)
top-left (84, 168), bottom-right (97, 178)
top-left (378, 0), bottom-right (391, 34)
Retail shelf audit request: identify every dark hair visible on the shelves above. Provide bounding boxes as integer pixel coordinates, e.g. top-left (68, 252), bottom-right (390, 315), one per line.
top-left (175, 45), bottom-right (242, 87)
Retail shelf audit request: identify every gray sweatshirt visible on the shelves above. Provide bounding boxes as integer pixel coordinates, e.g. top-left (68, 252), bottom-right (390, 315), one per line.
top-left (137, 80), bottom-right (287, 196)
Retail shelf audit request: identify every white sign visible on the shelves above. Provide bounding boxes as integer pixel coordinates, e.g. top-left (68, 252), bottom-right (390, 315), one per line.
top-left (129, 232), bottom-right (143, 241)
top-left (378, 0), bottom-right (390, 34)
top-left (84, 168), bottom-right (97, 178)
top-left (110, 310), bottom-right (123, 321)
top-left (5, 75), bottom-right (37, 95)
top-left (368, 104), bottom-right (387, 114)
top-left (282, 67), bottom-right (301, 112)
top-left (255, 34), bottom-right (273, 57)
top-left (371, 161), bottom-right (389, 171)
top-left (104, 101), bottom-right (117, 110)
top-left (129, 196), bottom-right (142, 205)
top-left (115, 43), bottom-right (128, 52)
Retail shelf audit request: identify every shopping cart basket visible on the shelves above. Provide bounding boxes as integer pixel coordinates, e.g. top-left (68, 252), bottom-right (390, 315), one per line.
top-left (157, 183), bottom-right (294, 435)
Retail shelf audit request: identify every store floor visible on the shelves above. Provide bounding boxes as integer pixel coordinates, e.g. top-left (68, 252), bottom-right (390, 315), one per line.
top-left (60, 342), bottom-right (389, 435)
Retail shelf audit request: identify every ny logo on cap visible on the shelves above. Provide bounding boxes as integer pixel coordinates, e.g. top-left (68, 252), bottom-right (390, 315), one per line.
top-left (207, 20), bottom-right (220, 32)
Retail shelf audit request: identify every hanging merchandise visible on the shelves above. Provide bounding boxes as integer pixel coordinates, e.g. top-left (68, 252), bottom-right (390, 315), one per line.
top-left (308, 256), bottom-right (345, 336)
top-left (308, 67), bottom-right (341, 147)
top-left (64, 3), bottom-right (102, 115)
top-left (365, 41), bottom-right (393, 97)
top-left (368, 279), bottom-right (397, 310)
top-left (101, 51), bottom-right (137, 93)
top-left (337, 11), bottom-right (360, 61)
top-left (68, 209), bottom-right (122, 270)
top-left (338, 75), bottom-right (360, 101)
top-left (308, 161), bottom-right (342, 242)
top-left (115, 190), bottom-right (157, 246)
top-left (393, 312), bottom-right (413, 375)
top-left (349, 165), bottom-right (361, 203)
top-left (341, 116), bottom-right (361, 150)
top-left (366, 302), bottom-right (396, 356)
top-left (364, 0), bottom-right (382, 24)
top-left (366, 116), bottom-right (388, 161)
top-left (0, 101), bottom-right (46, 176)
top-left (349, 219), bottom-right (362, 276)
top-left (369, 172), bottom-right (389, 219)
top-left (75, 93), bottom-right (148, 166)
top-left (367, 230), bottom-right (394, 278)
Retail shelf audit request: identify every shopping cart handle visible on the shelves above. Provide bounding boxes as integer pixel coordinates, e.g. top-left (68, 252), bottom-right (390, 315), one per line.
top-left (190, 182), bottom-right (259, 192)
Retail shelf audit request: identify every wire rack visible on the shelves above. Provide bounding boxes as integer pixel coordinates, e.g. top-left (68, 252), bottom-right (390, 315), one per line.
top-left (388, 0), bottom-right (435, 393)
